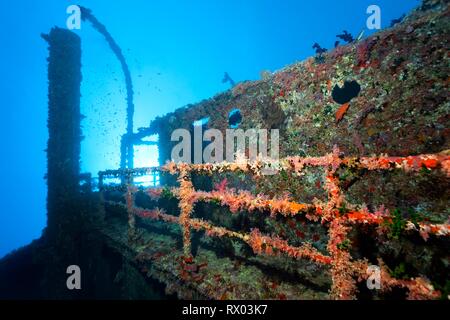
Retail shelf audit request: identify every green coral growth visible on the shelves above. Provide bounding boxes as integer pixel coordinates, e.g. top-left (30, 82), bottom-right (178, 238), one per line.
top-left (390, 262), bottom-right (410, 280)
top-left (409, 209), bottom-right (425, 228)
top-left (337, 239), bottom-right (351, 251)
top-left (161, 187), bottom-right (175, 199)
top-left (385, 209), bottom-right (407, 239)
top-left (338, 203), bottom-right (349, 215)
top-left (432, 280), bottom-right (450, 301)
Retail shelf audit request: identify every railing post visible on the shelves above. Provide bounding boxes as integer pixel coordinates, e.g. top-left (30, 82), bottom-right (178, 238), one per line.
top-left (97, 172), bottom-right (106, 222)
top-left (177, 168), bottom-right (194, 257)
top-left (327, 217), bottom-right (357, 299)
top-left (322, 147), bottom-right (356, 299)
top-left (125, 175), bottom-right (137, 243)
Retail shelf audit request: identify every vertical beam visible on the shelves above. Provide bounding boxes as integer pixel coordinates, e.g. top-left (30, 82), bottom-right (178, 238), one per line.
top-left (177, 169), bottom-right (194, 257)
top-left (125, 180), bottom-right (136, 243)
top-left (42, 27), bottom-right (82, 239)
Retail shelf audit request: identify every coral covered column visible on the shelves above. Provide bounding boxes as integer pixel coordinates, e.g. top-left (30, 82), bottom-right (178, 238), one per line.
top-left (42, 27), bottom-right (82, 240)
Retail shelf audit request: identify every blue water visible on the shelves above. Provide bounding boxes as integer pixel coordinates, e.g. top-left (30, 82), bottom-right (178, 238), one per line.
top-left (0, 0), bottom-right (418, 258)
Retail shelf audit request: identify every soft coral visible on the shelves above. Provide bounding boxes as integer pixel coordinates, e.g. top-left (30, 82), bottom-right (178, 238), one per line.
top-left (214, 178), bottom-right (228, 192)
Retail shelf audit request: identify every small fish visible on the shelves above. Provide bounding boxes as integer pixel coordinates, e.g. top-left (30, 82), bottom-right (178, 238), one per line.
top-left (313, 43), bottom-right (327, 54)
top-left (336, 30), bottom-right (354, 43)
top-left (222, 72), bottom-right (235, 86)
top-left (335, 103), bottom-right (350, 123)
top-left (390, 14), bottom-right (406, 27)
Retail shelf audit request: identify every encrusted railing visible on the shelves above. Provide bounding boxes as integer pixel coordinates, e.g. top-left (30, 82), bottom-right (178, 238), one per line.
top-left (99, 147), bottom-right (449, 300)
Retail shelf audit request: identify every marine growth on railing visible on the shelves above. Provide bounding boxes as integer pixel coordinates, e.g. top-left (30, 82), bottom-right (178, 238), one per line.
top-left (98, 147), bottom-right (450, 300)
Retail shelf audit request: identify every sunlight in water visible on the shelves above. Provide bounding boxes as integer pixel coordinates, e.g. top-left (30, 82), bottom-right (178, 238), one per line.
top-left (133, 143), bottom-right (160, 187)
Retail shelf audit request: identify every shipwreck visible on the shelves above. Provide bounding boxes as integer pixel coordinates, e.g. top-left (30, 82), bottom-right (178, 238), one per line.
top-left (0, 0), bottom-right (449, 300)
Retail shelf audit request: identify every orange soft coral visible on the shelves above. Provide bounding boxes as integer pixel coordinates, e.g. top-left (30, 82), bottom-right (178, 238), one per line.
top-left (114, 147), bottom-right (450, 300)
